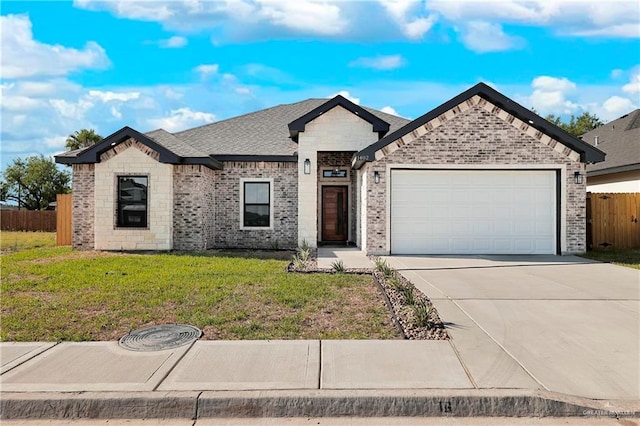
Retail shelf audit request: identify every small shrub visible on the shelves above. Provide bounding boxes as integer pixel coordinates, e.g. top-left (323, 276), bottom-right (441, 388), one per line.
top-left (412, 300), bottom-right (435, 329)
top-left (292, 254), bottom-right (307, 271)
top-left (399, 285), bottom-right (415, 305)
top-left (388, 274), bottom-right (404, 289)
top-left (331, 260), bottom-right (345, 273)
top-left (374, 257), bottom-right (395, 278)
top-left (299, 239), bottom-right (311, 252)
top-left (270, 240), bottom-right (279, 250)
top-left (296, 247), bottom-right (310, 263)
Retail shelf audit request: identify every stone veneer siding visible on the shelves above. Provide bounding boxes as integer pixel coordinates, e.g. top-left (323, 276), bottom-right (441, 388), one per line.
top-left (214, 161), bottom-right (298, 250)
top-left (365, 105), bottom-right (587, 255)
top-left (71, 164), bottom-right (95, 250)
top-left (94, 141), bottom-right (174, 250)
top-left (173, 165), bottom-right (216, 250)
top-left (317, 152), bottom-right (357, 242)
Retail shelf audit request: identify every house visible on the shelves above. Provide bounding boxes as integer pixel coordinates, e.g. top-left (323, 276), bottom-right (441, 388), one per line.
top-left (55, 83), bottom-right (605, 255)
top-left (580, 109), bottom-right (640, 193)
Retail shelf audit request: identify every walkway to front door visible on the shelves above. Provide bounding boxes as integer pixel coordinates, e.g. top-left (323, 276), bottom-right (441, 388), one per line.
top-left (322, 186), bottom-right (347, 242)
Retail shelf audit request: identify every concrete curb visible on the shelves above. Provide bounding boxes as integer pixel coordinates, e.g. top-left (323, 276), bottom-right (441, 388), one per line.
top-left (2, 390), bottom-right (639, 420)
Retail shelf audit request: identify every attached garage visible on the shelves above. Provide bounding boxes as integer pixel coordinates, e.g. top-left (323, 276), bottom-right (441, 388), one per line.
top-left (390, 169), bottom-right (558, 255)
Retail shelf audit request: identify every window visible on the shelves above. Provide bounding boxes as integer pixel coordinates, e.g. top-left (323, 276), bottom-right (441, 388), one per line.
top-left (242, 181), bottom-right (271, 228)
top-left (323, 169), bottom-right (347, 178)
top-left (117, 176), bottom-right (148, 228)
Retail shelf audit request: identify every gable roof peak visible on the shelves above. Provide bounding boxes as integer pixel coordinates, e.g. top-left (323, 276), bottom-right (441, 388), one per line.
top-left (288, 94), bottom-right (390, 142)
top-left (354, 81), bottom-right (605, 166)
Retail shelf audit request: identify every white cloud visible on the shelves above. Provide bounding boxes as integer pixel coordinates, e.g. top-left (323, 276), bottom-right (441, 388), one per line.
top-left (110, 106), bottom-right (122, 119)
top-left (1, 95), bottom-right (46, 111)
top-left (42, 135), bottom-right (68, 150)
top-left (159, 35), bottom-right (188, 48)
top-left (49, 98), bottom-right (95, 119)
top-left (528, 76), bottom-right (579, 115)
top-left (147, 107), bottom-right (216, 132)
top-left (88, 90), bottom-right (140, 102)
top-left (460, 21), bottom-right (524, 53)
top-left (329, 90), bottom-right (360, 105)
top-left (610, 69), bottom-right (624, 79)
top-left (194, 64), bottom-right (219, 78)
top-left (379, 0), bottom-right (437, 39)
top-left (425, 0), bottom-right (639, 39)
top-left (256, 0), bottom-right (347, 35)
top-left (572, 23), bottom-right (640, 38)
top-left (532, 76), bottom-right (576, 93)
top-left (235, 87), bottom-right (252, 95)
top-left (350, 54), bottom-right (405, 70)
top-left (622, 72), bottom-right (640, 94)
top-left (75, 0), bottom-right (348, 37)
top-left (602, 96), bottom-right (637, 117)
top-left (381, 106), bottom-right (400, 116)
top-left (162, 87), bottom-right (183, 100)
top-left (0, 14), bottom-right (109, 79)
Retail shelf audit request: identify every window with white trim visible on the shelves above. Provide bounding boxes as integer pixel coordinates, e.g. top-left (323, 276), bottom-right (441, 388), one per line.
top-left (240, 178), bottom-right (273, 229)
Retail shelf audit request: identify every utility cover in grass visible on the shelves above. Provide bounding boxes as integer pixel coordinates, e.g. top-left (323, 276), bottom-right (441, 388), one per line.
top-left (119, 324), bottom-right (202, 351)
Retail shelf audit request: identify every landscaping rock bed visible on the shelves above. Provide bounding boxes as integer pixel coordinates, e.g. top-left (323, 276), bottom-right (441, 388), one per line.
top-left (372, 270), bottom-right (448, 340)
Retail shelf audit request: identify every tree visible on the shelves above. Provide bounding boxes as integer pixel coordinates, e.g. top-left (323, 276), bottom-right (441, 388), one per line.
top-left (65, 128), bottom-right (102, 151)
top-left (0, 155), bottom-right (71, 210)
top-left (544, 112), bottom-right (603, 137)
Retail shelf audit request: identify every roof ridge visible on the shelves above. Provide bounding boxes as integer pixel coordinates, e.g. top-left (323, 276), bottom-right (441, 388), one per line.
top-left (174, 98), bottom-right (324, 136)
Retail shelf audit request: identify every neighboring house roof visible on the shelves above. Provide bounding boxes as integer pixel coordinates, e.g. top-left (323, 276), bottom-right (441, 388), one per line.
top-left (354, 82), bottom-right (606, 167)
top-left (288, 95), bottom-right (391, 142)
top-left (581, 109), bottom-right (640, 177)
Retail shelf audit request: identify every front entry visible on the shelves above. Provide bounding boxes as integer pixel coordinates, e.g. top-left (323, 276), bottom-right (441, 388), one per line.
top-left (322, 186), bottom-right (348, 242)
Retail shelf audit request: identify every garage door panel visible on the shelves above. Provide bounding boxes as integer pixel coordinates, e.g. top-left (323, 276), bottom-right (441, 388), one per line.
top-left (391, 170), bottom-right (557, 255)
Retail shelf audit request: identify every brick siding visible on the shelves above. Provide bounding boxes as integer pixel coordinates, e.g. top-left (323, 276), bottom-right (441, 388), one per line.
top-left (365, 105), bottom-right (586, 254)
top-left (173, 165), bottom-right (216, 250)
top-left (71, 164), bottom-right (95, 250)
top-left (213, 161), bottom-right (298, 250)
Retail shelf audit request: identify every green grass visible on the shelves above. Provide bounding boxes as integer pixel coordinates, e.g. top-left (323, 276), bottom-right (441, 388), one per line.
top-left (579, 248), bottom-right (640, 270)
top-left (1, 248), bottom-right (398, 341)
top-left (1, 231), bottom-right (56, 252)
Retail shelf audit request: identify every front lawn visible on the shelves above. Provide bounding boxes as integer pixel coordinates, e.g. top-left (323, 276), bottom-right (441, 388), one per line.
top-left (1, 231), bottom-right (56, 252)
top-left (579, 248), bottom-right (640, 270)
top-left (0, 248), bottom-right (399, 341)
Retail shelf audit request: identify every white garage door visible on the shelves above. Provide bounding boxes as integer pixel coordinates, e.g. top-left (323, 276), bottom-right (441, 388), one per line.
top-left (391, 170), bottom-right (557, 255)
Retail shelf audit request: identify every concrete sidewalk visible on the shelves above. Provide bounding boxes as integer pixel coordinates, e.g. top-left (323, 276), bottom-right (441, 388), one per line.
top-left (1, 340), bottom-right (639, 420)
top-left (317, 247), bottom-right (373, 269)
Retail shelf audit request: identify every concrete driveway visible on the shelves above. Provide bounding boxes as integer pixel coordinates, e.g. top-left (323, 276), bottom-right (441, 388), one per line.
top-left (385, 255), bottom-right (640, 400)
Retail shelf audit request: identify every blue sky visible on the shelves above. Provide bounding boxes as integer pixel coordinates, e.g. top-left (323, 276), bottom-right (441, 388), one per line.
top-left (1, 0), bottom-right (639, 171)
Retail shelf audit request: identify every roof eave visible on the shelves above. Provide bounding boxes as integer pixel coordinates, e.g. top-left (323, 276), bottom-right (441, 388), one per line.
top-left (587, 163), bottom-right (640, 177)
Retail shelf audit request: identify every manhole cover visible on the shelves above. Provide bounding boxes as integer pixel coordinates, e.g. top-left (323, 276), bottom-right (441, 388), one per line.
top-left (119, 324), bottom-right (202, 351)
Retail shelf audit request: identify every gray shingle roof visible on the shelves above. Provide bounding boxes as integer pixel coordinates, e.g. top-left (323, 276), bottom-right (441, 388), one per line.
top-left (582, 109), bottom-right (640, 175)
top-left (172, 99), bottom-right (410, 156)
top-left (145, 129), bottom-right (208, 157)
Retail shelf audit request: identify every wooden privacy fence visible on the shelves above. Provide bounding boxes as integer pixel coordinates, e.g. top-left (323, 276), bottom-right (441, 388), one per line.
top-left (0, 209), bottom-right (56, 232)
top-left (56, 194), bottom-right (72, 246)
top-left (587, 192), bottom-right (640, 249)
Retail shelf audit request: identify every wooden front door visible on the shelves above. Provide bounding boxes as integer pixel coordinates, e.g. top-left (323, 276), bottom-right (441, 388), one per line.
top-left (322, 186), bottom-right (348, 241)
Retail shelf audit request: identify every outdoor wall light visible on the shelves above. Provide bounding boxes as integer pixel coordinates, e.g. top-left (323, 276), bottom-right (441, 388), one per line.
top-left (374, 171), bottom-right (380, 184)
top-left (574, 171), bottom-right (584, 185)
top-left (304, 158), bottom-right (311, 175)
